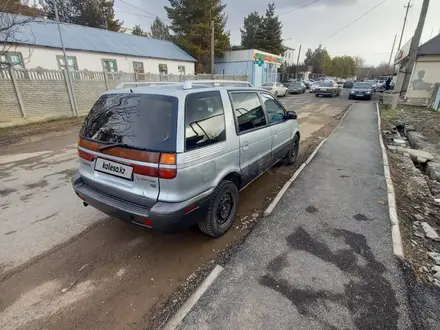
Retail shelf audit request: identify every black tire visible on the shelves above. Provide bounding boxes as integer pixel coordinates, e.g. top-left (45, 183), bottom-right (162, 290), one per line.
top-left (285, 134), bottom-right (300, 165)
top-left (315, 94), bottom-right (319, 97)
top-left (348, 95), bottom-right (352, 100)
top-left (198, 180), bottom-right (239, 237)
top-left (368, 95), bottom-right (372, 100)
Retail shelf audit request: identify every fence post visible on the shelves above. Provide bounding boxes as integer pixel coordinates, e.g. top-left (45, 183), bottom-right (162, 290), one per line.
top-left (9, 68), bottom-right (27, 118)
top-left (63, 69), bottom-right (77, 117)
top-left (103, 71), bottom-right (109, 90)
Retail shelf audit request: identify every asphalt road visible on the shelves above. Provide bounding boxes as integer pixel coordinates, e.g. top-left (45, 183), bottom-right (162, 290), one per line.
top-left (180, 102), bottom-right (413, 330)
top-left (0, 89), bottom-right (355, 330)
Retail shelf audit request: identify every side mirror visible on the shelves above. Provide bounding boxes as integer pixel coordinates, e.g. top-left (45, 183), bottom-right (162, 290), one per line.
top-left (286, 111), bottom-right (297, 120)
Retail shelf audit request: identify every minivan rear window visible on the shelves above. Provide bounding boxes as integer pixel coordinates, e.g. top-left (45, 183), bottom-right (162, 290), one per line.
top-left (80, 93), bottom-right (178, 152)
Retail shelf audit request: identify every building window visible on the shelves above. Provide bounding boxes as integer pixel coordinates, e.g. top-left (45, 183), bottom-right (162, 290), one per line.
top-left (159, 64), bottom-right (168, 74)
top-left (133, 61), bottom-right (144, 73)
top-left (0, 52), bottom-right (24, 68)
top-left (178, 65), bottom-right (185, 74)
top-left (56, 55), bottom-right (78, 71)
top-left (102, 59), bottom-right (118, 73)
top-left (185, 91), bottom-right (225, 151)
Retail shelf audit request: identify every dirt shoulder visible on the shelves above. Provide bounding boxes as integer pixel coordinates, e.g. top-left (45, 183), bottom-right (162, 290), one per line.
top-left (380, 104), bottom-right (440, 329)
top-left (0, 117), bottom-right (84, 147)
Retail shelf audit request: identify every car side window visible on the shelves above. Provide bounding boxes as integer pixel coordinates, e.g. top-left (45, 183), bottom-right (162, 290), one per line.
top-left (230, 92), bottom-right (267, 133)
top-left (185, 91), bottom-right (226, 151)
top-left (261, 93), bottom-right (285, 124)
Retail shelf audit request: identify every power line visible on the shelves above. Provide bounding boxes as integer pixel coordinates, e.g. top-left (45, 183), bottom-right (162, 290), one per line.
top-left (118, 0), bottom-right (170, 22)
top-left (114, 10), bottom-right (156, 19)
top-left (277, 0), bottom-right (323, 17)
top-left (320, 0), bottom-right (388, 43)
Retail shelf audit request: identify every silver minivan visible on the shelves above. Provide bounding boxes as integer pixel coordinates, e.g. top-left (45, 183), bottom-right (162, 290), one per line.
top-left (72, 81), bottom-right (300, 237)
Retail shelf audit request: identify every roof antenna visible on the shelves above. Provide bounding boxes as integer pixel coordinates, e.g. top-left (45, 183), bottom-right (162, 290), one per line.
top-left (130, 88), bottom-right (133, 93)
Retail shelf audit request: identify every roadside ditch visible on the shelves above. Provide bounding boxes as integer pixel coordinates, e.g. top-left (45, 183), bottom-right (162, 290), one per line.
top-left (380, 104), bottom-right (440, 330)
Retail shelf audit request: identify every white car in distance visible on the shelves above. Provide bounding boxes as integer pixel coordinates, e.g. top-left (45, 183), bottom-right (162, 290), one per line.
top-left (260, 82), bottom-right (288, 97)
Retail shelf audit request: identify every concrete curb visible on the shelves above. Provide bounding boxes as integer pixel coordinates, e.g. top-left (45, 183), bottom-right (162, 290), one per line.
top-left (376, 103), bottom-right (405, 261)
top-left (264, 102), bottom-right (356, 217)
top-left (163, 265), bottom-right (224, 330)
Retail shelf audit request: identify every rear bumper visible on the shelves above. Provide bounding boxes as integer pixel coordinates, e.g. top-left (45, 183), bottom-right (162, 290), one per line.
top-left (72, 172), bottom-right (213, 233)
top-left (315, 91), bottom-right (334, 95)
top-left (350, 94), bottom-right (371, 99)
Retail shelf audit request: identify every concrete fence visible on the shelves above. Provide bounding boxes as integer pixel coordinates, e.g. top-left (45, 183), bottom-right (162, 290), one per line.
top-left (0, 68), bottom-right (248, 125)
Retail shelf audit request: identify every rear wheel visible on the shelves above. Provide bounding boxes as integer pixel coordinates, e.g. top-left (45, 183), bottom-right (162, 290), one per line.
top-left (198, 180), bottom-right (239, 237)
top-left (285, 134), bottom-right (300, 165)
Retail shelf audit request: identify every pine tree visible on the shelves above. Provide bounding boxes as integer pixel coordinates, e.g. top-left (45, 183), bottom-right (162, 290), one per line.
top-left (262, 3), bottom-right (283, 55)
top-left (132, 24), bottom-right (148, 37)
top-left (240, 12), bottom-right (264, 50)
top-left (39, 0), bottom-right (122, 31)
top-left (165, 0), bottom-right (230, 73)
top-left (150, 17), bottom-right (170, 40)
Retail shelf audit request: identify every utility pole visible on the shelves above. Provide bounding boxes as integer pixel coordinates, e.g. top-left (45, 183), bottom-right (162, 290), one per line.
top-left (392, 0), bottom-right (430, 109)
top-left (295, 44), bottom-right (301, 79)
top-left (401, 0), bottom-right (430, 93)
top-left (53, 0), bottom-right (78, 117)
top-left (211, 19), bottom-right (215, 79)
top-left (388, 34), bottom-right (397, 67)
top-left (397, 1), bottom-right (412, 52)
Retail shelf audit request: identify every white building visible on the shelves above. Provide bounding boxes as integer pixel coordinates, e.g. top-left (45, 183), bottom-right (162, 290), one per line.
top-left (283, 47), bottom-right (296, 66)
top-left (0, 14), bottom-right (196, 75)
top-left (215, 49), bottom-right (284, 86)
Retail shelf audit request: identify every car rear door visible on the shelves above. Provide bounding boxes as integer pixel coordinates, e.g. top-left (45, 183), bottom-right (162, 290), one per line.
top-left (78, 93), bottom-right (178, 208)
top-left (260, 92), bottom-right (292, 162)
top-left (230, 91), bottom-right (272, 186)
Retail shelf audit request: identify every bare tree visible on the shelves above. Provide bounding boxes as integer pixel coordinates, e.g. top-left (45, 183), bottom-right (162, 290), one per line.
top-left (0, 1), bottom-right (38, 68)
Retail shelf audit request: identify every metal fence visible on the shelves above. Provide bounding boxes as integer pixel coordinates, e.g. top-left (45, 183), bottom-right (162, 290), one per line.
top-left (0, 68), bottom-right (248, 121)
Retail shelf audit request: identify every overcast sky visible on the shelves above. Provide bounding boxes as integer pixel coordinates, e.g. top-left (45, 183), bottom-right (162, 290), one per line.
top-left (114, 0), bottom-right (440, 66)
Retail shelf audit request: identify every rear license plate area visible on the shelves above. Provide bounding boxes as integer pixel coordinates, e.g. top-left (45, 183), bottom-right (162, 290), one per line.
top-left (94, 158), bottom-right (134, 180)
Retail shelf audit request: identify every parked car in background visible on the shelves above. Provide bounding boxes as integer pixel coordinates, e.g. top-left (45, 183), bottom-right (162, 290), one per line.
top-left (303, 80), bottom-right (313, 88)
top-left (343, 80), bottom-right (354, 88)
top-left (315, 81), bottom-right (341, 97)
top-left (365, 80), bottom-right (378, 91)
top-left (288, 81), bottom-right (307, 94)
top-left (281, 79), bottom-right (295, 88)
top-left (309, 81), bottom-right (321, 93)
top-left (261, 82), bottom-right (288, 97)
top-left (348, 82), bottom-right (374, 100)
top-left (72, 80), bottom-right (301, 237)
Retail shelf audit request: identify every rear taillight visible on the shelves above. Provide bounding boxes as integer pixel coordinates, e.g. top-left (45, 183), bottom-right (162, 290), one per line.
top-left (158, 153), bottom-right (177, 179)
top-left (77, 137), bottom-right (177, 179)
top-left (78, 149), bottom-right (96, 162)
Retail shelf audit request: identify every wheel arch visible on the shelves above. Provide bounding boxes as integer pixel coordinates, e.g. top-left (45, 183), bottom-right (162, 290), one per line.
top-left (221, 171), bottom-right (242, 190)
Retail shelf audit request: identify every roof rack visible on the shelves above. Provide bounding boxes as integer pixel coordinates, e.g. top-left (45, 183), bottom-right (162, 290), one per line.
top-left (115, 81), bottom-right (180, 89)
top-left (115, 80), bottom-right (253, 90)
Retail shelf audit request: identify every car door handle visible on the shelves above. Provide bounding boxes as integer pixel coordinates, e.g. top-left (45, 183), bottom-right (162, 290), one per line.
top-left (242, 141), bottom-right (249, 151)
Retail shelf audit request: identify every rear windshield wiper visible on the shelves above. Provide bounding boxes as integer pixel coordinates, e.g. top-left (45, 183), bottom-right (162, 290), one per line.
top-left (97, 143), bottom-right (131, 152)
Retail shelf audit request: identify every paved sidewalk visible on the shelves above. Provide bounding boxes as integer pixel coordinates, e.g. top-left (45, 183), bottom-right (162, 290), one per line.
top-left (180, 103), bottom-right (413, 330)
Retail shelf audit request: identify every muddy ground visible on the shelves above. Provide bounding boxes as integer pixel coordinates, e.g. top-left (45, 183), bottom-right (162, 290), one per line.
top-left (0, 117), bottom-right (84, 146)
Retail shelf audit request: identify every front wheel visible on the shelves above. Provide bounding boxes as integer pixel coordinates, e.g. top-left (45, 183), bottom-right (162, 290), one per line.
top-left (198, 180), bottom-right (239, 237)
top-left (285, 134), bottom-right (300, 165)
